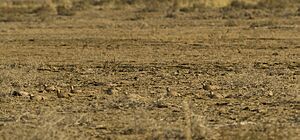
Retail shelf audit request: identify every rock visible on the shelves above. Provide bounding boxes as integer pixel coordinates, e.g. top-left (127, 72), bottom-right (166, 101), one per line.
top-left (11, 90), bottom-right (30, 97)
top-left (237, 49), bottom-right (242, 53)
top-left (173, 70), bottom-right (180, 75)
top-left (28, 39), bottom-right (35, 42)
top-left (294, 71), bottom-right (300, 75)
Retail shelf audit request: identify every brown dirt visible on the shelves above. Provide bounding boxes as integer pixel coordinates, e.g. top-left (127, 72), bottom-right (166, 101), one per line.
top-left (0, 6), bottom-right (299, 140)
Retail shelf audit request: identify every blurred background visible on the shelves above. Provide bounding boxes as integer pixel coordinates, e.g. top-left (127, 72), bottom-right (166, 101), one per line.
top-left (0, 0), bottom-right (299, 19)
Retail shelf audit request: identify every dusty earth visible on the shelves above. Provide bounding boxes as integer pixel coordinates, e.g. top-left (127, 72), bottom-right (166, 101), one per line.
top-left (0, 6), bottom-right (299, 140)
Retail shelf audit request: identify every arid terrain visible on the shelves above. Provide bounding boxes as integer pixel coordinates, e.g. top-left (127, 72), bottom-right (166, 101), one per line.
top-left (0, 0), bottom-right (299, 139)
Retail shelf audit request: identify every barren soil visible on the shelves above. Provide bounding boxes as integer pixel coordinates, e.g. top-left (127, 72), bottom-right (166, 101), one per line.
top-left (0, 8), bottom-right (299, 140)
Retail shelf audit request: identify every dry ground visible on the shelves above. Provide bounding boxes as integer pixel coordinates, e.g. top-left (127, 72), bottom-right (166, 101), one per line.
top-left (0, 1), bottom-right (300, 140)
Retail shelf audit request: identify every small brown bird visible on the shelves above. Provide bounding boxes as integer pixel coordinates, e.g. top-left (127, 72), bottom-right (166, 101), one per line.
top-left (203, 83), bottom-right (212, 91)
top-left (70, 86), bottom-right (82, 93)
top-left (11, 90), bottom-right (30, 97)
top-left (29, 94), bottom-right (46, 101)
top-left (207, 91), bottom-right (223, 99)
top-left (202, 83), bottom-right (220, 91)
top-left (57, 89), bottom-right (73, 98)
top-left (104, 88), bottom-right (118, 95)
top-left (44, 85), bottom-right (56, 92)
top-left (166, 87), bottom-right (179, 97)
top-left (57, 89), bottom-right (65, 98)
top-left (202, 83), bottom-right (222, 99)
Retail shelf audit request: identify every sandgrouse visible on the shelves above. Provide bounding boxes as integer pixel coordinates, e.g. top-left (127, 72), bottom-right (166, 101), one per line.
top-left (57, 89), bottom-right (73, 98)
top-left (202, 83), bottom-right (222, 99)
